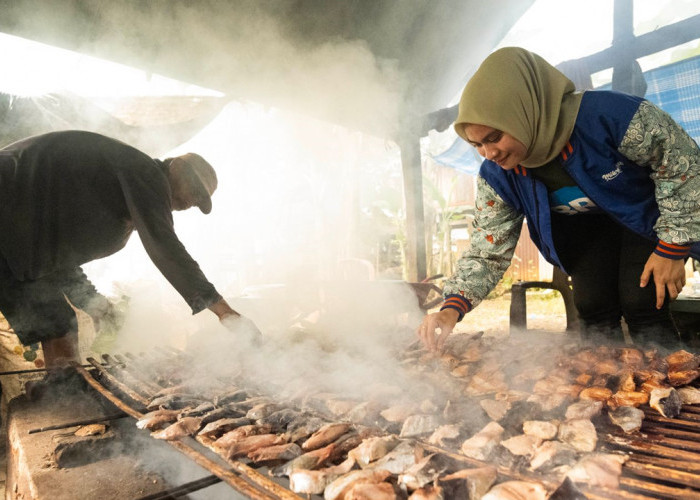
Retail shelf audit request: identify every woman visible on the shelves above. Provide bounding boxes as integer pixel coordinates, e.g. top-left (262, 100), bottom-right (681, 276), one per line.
top-left (418, 47), bottom-right (700, 352)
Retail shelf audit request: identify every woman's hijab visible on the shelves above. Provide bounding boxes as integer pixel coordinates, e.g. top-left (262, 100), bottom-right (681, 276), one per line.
top-left (454, 47), bottom-right (583, 167)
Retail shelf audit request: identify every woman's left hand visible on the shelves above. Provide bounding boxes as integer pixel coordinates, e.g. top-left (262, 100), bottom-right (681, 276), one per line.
top-left (640, 254), bottom-right (687, 309)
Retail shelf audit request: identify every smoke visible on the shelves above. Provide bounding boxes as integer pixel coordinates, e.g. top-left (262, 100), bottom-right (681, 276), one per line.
top-left (57, 3), bottom-right (428, 406)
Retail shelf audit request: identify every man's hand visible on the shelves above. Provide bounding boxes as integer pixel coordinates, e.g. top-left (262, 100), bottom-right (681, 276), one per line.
top-left (640, 253), bottom-right (687, 309)
top-left (416, 308), bottom-right (460, 352)
top-left (220, 314), bottom-right (263, 346)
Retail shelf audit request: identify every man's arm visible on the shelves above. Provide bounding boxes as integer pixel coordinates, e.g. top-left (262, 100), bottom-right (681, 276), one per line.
top-left (209, 298), bottom-right (263, 344)
top-left (208, 297), bottom-right (239, 319)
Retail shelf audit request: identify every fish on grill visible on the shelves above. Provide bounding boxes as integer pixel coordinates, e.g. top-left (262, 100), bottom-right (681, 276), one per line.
top-left (500, 434), bottom-right (542, 458)
top-left (150, 416), bottom-right (202, 440)
top-left (348, 435), bottom-right (400, 467)
top-left (564, 400), bottom-right (603, 420)
top-left (323, 469), bottom-right (393, 500)
top-left (146, 394), bottom-right (207, 411)
top-left (398, 452), bottom-right (459, 490)
top-left (136, 409), bottom-right (181, 431)
top-left (199, 404), bottom-right (248, 427)
top-left (481, 480), bottom-right (547, 500)
top-left (258, 408), bottom-right (305, 432)
top-left (460, 421), bottom-right (504, 460)
top-left (247, 442), bottom-right (302, 464)
top-left (286, 416), bottom-right (328, 443)
top-left (212, 424), bottom-right (274, 451)
top-left (302, 422), bottom-right (353, 451)
top-left (649, 387), bottom-right (682, 418)
top-left (427, 424), bottom-right (462, 448)
top-left (608, 390), bottom-right (649, 409)
top-left (197, 417), bottom-right (253, 440)
top-left (529, 440), bottom-right (578, 471)
top-left (522, 420), bottom-right (558, 440)
top-left (566, 452), bottom-right (628, 489)
top-left (608, 406), bottom-right (644, 433)
top-left (223, 433), bottom-right (287, 460)
top-left (557, 419), bottom-right (597, 452)
top-left (400, 414), bottom-right (441, 438)
top-left (440, 466), bottom-right (497, 500)
top-left (365, 439), bottom-right (417, 474)
top-left (677, 386), bottom-right (700, 404)
top-left (288, 456), bottom-right (356, 494)
top-left (271, 441), bottom-right (338, 477)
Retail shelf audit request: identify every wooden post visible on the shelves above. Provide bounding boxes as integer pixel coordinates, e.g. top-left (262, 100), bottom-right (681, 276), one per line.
top-left (399, 135), bottom-right (427, 282)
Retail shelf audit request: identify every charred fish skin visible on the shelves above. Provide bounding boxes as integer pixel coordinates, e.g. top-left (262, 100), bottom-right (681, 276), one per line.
top-left (178, 402), bottom-right (216, 418)
top-left (146, 394), bottom-right (207, 411)
top-left (257, 408), bottom-right (304, 432)
top-left (199, 404), bottom-right (248, 427)
top-left (197, 416), bottom-right (254, 439)
top-left (214, 388), bottom-right (254, 406)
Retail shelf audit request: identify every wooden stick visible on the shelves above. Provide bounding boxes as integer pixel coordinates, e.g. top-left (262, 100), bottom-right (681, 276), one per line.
top-left (28, 413), bottom-right (127, 434)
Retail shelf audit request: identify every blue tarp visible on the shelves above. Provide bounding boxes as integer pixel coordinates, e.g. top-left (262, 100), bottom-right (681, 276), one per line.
top-left (432, 54), bottom-right (700, 174)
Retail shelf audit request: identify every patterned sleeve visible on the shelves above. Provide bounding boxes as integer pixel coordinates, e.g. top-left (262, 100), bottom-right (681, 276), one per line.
top-left (441, 174), bottom-right (524, 317)
top-left (619, 100), bottom-right (700, 259)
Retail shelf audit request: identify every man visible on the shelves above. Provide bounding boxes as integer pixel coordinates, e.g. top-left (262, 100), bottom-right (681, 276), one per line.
top-left (0, 130), bottom-right (259, 368)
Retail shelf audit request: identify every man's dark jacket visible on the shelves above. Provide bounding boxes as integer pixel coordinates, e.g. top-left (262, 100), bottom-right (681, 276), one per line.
top-left (0, 130), bottom-right (221, 313)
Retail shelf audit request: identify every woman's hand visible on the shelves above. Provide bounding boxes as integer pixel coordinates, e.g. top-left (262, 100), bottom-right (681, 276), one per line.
top-left (640, 254), bottom-right (687, 309)
top-left (416, 308), bottom-right (460, 352)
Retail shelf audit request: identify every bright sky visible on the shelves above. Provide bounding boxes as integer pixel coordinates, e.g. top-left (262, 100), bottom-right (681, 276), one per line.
top-left (498, 0), bottom-right (700, 86)
top-left (0, 32), bottom-right (222, 97)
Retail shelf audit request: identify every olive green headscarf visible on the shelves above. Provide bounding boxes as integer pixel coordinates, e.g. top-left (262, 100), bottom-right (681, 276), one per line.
top-left (454, 47), bottom-right (583, 167)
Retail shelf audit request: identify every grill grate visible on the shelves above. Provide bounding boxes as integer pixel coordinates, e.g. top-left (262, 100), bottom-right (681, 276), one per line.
top-left (68, 347), bottom-right (700, 500)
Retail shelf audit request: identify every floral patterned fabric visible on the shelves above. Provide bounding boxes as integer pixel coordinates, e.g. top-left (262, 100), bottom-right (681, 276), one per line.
top-left (619, 100), bottom-right (700, 246)
top-left (444, 100), bottom-right (700, 309)
top-left (442, 175), bottom-right (523, 308)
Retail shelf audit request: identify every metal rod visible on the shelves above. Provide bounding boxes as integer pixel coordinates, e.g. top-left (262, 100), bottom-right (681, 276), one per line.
top-left (134, 474), bottom-right (222, 500)
top-left (71, 362), bottom-right (295, 500)
top-left (0, 364), bottom-right (94, 376)
top-left (28, 412), bottom-right (128, 434)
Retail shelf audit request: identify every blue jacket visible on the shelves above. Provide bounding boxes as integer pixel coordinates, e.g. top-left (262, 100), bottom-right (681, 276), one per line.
top-left (480, 90), bottom-right (700, 271)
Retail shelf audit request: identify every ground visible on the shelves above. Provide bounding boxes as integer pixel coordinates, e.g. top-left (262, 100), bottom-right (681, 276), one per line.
top-left (450, 288), bottom-right (569, 337)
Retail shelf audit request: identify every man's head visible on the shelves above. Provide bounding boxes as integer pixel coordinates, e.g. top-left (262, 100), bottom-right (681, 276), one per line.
top-left (166, 153), bottom-right (218, 214)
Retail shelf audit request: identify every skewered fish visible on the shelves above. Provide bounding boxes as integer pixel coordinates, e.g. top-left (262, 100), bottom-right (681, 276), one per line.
top-left (136, 409), bottom-right (181, 431)
top-left (288, 457), bottom-right (356, 494)
top-left (348, 435), bottom-right (400, 467)
top-left (151, 416), bottom-right (202, 440)
top-left (248, 442), bottom-right (302, 463)
top-left (302, 423), bottom-right (353, 451)
top-left (323, 469), bottom-right (393, 500)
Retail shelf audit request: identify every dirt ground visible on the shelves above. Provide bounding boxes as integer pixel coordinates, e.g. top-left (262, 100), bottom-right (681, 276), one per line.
top-left (448, 289), bottom-right (569, 338)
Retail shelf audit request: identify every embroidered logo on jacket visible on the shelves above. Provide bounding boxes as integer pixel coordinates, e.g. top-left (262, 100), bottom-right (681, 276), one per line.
top-left (602, 162), bottom-right (623, 181)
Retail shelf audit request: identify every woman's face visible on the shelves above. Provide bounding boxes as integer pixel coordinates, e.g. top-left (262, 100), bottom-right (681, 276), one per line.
top-left (463, 124), bottom-right (528, 171)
